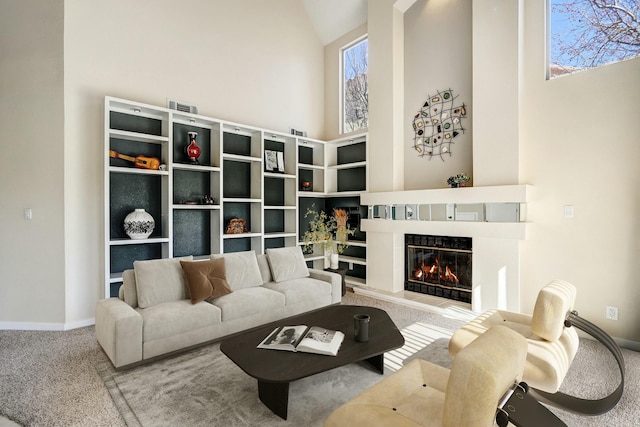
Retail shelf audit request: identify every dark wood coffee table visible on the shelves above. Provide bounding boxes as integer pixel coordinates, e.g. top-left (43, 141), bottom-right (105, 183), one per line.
top-left (220, 304), bottom-right (404, 420)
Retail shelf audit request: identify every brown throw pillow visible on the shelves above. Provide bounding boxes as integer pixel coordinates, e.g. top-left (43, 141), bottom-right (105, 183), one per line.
top-left (180, 259), bottom-right (232, 304)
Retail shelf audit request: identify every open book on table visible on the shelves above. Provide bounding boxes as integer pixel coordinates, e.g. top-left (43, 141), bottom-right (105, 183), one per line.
top-left (257, 325), bottom-right (345, 356)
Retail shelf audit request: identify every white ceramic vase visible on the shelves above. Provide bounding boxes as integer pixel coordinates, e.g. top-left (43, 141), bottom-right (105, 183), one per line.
top-left (330, 253), bottom-right (339, 270)
top-left (124, 208), bottom-right (155, 239)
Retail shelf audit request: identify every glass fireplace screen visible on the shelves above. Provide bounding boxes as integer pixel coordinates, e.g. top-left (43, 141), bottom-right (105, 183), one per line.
top-left (405, 234), bottom-right (472, 303)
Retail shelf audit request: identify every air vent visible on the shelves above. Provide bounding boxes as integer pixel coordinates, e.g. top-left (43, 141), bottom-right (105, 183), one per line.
top-left (167, 99), bottom-right (198, 114)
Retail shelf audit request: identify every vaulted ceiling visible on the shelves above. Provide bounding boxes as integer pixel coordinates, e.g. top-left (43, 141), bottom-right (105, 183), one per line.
top-left (299, 0), bottom-right (367, 45)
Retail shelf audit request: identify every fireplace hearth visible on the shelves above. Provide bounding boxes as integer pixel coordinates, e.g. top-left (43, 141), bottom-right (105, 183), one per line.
top-left (405, 234), bottom-right (472, 303)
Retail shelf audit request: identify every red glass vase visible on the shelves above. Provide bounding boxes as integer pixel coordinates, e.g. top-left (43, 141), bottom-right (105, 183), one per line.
top-left (185, 131), bottom-right (201, 164)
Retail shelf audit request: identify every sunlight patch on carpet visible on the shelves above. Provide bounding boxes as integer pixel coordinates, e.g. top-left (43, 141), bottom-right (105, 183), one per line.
top-left (385, 321), bottom-right (454, 372)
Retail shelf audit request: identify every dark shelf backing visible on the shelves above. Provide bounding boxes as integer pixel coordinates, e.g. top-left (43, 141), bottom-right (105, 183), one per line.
top-left (173, 169), bottom-right (212, 204)
top-left (110, 243), bottom-right (164, 274)
top-left (223, 160), bottom-right (251, 198)
top-left (337, 167), bottom-right (366, 192)
top-left (173, 210), bottom-right (212, 257)
top-left (110, 111), bottom-right (162, 135)
top-left (223, 132), bottom-right (252, 156)
top-left (337, 141), bottom-right (366, 165)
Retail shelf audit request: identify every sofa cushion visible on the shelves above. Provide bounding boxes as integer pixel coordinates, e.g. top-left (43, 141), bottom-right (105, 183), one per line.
top-left (263, 277), bottom-right (331, 305)
top-left (256, 254), bottom-right (273, 284)
top-left (266, 246), bottom-right (309, 282)
top-left (211, 251), bottom-right (262, 290)
top-left (209, 287), bottom-right (285, 322)
top-left (134, 256), bottom-right (193, 309)
top-left (121, 269), bottom-right (138, 308)
top-left (138, 300), bottom-right (222, 342)
top-left (180, 259), bottom-right (232, 304)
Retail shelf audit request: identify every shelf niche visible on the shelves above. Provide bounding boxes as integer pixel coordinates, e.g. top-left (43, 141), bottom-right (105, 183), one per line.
top-left (109, 173), bottom-right (164, 239)
top-left (173, 209), bottom-right (214, 258)
top-left (172, 123), bottom-right (213, 167)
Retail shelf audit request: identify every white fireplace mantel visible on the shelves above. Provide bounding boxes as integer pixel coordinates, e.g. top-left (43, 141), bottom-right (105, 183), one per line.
top-left (360, 184), bottom-right (533, 206)
top-left (360, 185), bottom-right (533, 313)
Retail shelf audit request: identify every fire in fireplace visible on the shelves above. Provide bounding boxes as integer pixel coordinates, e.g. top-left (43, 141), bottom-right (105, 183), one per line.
top-left (405, 234), bottom-right (472, 303)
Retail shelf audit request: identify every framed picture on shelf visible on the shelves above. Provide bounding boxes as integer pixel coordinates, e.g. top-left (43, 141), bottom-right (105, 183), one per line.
top-left (264, 150), bottom-right (285, 173)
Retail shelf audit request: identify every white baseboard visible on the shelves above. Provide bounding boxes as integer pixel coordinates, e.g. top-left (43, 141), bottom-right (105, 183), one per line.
top-left (0, 318), bottom-right (95, 331)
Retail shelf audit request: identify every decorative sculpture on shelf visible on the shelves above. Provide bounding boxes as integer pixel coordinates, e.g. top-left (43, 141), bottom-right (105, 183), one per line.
top-left (226, 218), bottom-right (248, 234)
top-left (185, 131), bottom-right (201, 164)
top-left (412, 88), bottom-right (467, 161)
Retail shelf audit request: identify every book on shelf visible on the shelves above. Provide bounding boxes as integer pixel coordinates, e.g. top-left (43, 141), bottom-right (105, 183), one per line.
top-left (257, 325), bottom-right (345, 356)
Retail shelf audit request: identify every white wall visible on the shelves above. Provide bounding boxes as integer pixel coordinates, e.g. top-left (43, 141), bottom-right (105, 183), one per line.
top-left (403, 0), bottom-right (472, 190)
top-left (519, 1), bottom-right (640, 342)
top-left (1, 0), bottom-right (325, 327)
top-left (0, 0), bottom-right (66, 326)
top-left (472, 0), bottom-right (521, 186)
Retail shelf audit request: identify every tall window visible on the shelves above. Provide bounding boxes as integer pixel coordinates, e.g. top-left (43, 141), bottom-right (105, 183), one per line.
top-left (342, 37), bottom-right (368, 133)
top-left (549, 0), bottom-right (640, 79)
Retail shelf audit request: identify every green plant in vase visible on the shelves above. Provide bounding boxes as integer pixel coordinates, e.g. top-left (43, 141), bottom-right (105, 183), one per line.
top-left (301, 206), bottom-right (355, 269)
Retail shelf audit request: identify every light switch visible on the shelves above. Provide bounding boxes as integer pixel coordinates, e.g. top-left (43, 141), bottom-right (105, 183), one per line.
top-left (24, 208), bottom-right (33, 220)
top-left (563, 205), bottom-right (574, 218)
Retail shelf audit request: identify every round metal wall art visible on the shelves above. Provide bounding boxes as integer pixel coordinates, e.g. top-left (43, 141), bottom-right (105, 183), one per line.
top-left (412, 89), bottom-right (467, 161)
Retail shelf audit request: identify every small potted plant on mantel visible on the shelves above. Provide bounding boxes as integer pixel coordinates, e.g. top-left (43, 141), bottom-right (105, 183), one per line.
top-left (301, 206), bottom-right (355, 269)
top-left (447, 173), bottom-right (471, 188)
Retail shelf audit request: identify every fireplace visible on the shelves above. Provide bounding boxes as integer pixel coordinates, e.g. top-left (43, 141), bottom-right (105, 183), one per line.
top-left (405, 234), bottom-right (472, 303)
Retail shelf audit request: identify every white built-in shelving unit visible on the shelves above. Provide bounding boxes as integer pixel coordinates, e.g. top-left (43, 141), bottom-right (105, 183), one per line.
top-left (104, 96), bottom-right (368, 298)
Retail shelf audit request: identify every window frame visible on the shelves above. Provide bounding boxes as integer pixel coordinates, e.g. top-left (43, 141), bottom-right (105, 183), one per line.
top-left (547, 0), bottom-right (640, 79)
top-left (340, 34), bottom-right (369, 135)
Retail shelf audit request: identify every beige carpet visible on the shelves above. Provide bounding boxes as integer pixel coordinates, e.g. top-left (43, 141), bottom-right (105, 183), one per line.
top-left (1, 293), bottom-right (639, 426)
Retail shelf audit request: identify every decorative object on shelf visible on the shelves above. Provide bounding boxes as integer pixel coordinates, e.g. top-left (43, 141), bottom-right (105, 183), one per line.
top-left (226, 218), bottom-right (248, 234)
top-left (447, 173), bottom-right (471, 188)
top-left (302, 206), bottom-right (355, 268)
top-left (301, 181), bottom-right (312, 191)
top-left (412, 88), bottom-right (467, 161)
top-left (185, 131), bottom-right (201, 164)
top-left (264, 150), bottom-right (285, 173)
top-left (201, 195), bottom-right (215, 205)
top-left (334, 209), bottom-right (349, 242)
top-left (123, 208), bottom-right (155, 239)
top-left (109, 150), bottom-right (160, 170)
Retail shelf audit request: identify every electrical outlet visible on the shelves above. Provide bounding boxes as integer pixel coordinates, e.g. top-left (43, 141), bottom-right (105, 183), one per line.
top-left (606, 306), bottom-right (618, 320)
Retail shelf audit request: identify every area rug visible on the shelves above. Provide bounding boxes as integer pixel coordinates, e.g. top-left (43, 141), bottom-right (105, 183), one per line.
top-left (95, 294), bottom-right (640, 427)
top-left (96, 295), bottom-right (462, 426)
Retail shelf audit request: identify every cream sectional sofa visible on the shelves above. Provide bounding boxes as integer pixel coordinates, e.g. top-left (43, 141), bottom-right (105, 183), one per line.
top-left (96, 247), bottom-right (341, 369)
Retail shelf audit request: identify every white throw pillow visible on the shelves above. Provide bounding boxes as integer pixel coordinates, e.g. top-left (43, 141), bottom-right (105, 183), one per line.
top-left (134, 256), bottom-right (193, 308)
top-left (210, 251), bottom-right (263, 290)
top-left (266, 246), bottom-right (310, 283)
